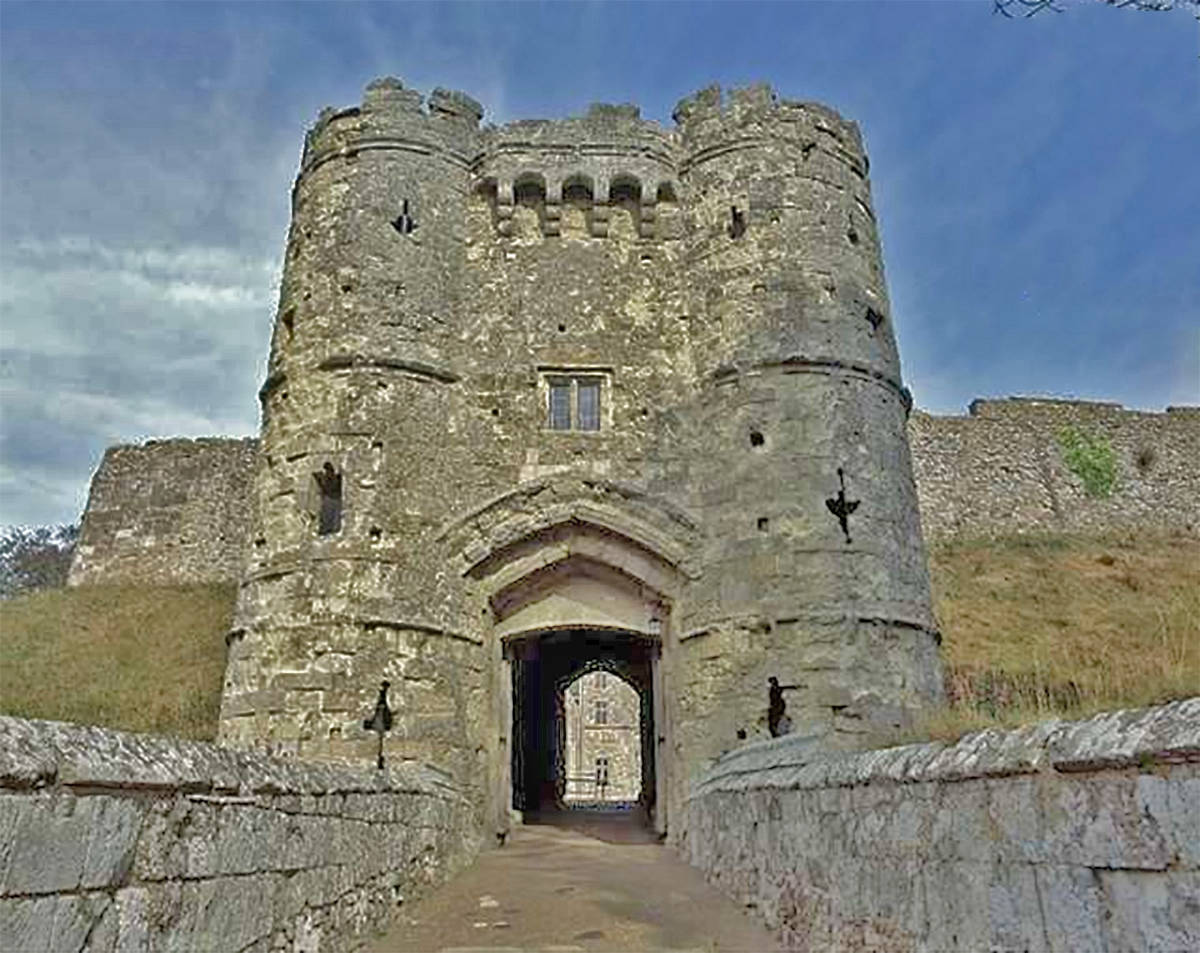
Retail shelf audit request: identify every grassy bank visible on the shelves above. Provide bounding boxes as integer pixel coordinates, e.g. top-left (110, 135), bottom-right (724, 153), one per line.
top-left (0, 583), bottom-right (235, 740)
top-left (925, 530), bottom-right (1199, 738)
top-left (0, 532), bottom-right (1195, 742)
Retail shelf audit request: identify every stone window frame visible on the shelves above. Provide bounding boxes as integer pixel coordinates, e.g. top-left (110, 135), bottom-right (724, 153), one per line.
top-left (538, 365), bottom-right (613, 433)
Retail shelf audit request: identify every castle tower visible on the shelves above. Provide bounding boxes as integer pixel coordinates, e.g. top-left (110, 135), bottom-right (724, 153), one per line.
top-left (219, 79), bottom-right (942, 843)
top-left (220, 79), bottom-right (494, 805)
top-left (663, 88), bottom-right (943, 820)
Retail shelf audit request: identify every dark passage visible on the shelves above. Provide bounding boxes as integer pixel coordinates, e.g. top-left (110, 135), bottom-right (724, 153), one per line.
top-left (508, 628), bottom-right (658, 831)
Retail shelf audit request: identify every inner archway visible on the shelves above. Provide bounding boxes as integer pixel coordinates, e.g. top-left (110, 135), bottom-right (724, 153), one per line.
top-left (465, 513), bottom-right (687, 839)
top-left (508, 628), bottom-right (659, 831)
top-left (563, 668), bottom-right (642, 805)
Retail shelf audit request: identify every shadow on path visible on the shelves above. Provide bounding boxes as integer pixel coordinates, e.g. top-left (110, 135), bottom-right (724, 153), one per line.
top-left (522, 805), bottom-right (660, 845)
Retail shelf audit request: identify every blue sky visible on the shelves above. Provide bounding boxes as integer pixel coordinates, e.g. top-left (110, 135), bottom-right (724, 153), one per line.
top-left (1, 0), bottom-right (1197, 526)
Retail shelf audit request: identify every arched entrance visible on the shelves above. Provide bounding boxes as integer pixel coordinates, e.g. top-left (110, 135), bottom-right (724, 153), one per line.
top-left (507, 628), bottom-right (658, 819)
top-left (480, 543), bottom-right (673, 836)
top-left (563, 668), bottom-right (643, 805)
top-left (452, 493), bottom-right (695, 839)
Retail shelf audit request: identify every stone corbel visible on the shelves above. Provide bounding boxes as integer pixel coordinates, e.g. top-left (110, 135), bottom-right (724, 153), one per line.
top-left (543, 181), bottom-right (562, 238)
top-left (639, 180), bottom-right (657, 240)
top-left (591, 180), bottom-right (611, 238)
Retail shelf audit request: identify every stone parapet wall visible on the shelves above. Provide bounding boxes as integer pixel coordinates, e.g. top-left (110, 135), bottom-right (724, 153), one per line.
top-left (68, 437), bottom-right (258, 586)
top-left (685, 698), bottom-right (1200, 952)
top-left (0, 717), bottom-right (479, 952)
top-left (910, 398), bottom-right (1200, 540)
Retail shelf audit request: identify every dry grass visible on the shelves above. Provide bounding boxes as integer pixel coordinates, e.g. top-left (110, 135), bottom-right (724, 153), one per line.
top-left (922, 530), bottom-right (1199, 740)
top-left (0, 532), bottom-right (1195, 744)
top-left (0, 584), bottom-right (235, 740)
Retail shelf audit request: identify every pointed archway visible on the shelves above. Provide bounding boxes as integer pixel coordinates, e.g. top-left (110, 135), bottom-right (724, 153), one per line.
top-left (463, 516), bottom-right (683, 837)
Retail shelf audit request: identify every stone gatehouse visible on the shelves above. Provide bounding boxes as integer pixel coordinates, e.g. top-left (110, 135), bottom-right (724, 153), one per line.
top-left (119, 79), bottom-right (951, 843)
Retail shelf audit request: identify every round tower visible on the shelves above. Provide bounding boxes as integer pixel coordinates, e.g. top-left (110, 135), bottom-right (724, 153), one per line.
top-left (220, 79), bottom-right (492, 799)
top-left (668, 85), bottom-right (943, 782)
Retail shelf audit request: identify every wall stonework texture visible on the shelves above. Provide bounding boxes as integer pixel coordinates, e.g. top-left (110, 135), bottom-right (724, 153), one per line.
top-left (69, 397), bottom-right (1200, 589)
top-left (911, 399), bottom-right (1200, 540)
top-left (0, 716), bottom-right (478, 953)
top-left (68, 438), bottom-right (258, 586)
top-left (61, 76), bottom-right (1198, 850)
top-left (686, 698), bottom-right (1200, 953)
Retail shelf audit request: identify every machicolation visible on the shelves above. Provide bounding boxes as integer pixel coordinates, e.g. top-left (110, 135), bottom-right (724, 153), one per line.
top-left (64, 78), bottom-right (1198, 850)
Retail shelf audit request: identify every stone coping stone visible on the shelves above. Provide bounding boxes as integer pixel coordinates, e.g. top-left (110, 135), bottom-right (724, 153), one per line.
top-left (690, 698), bottom-right (1200, 797)
top-left (0, 716), bottom-right (462, 800)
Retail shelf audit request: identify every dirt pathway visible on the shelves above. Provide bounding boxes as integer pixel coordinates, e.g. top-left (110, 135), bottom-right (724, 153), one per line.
top-left (366, 812), bottom-right (781, 952)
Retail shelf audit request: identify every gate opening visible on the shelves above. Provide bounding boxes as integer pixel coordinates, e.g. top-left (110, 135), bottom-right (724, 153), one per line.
top-left (508, 628), bottom-right (658, 833)
top-left (563, 669), bottom-right (642, 806)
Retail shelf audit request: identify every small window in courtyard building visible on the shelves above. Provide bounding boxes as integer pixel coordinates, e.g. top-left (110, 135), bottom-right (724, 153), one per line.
top-left (592, 698), bottom-right (609, 725)
top-left (314, 463), bottom-right (343, 536)
top-left (545, 373), bottom-right (605, 431)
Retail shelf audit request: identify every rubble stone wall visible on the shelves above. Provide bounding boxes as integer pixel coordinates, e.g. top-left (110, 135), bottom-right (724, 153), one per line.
top-left (911, 398), bottom-right (1200, 540)
top-left (66, 399), bottom-right (1200, 590)
top-left (685, 698), bottom-right (1200, 953)
top-left (0, 717), bottom-right (479, 952)
top-left (68, 438), bottom-right (259, 586)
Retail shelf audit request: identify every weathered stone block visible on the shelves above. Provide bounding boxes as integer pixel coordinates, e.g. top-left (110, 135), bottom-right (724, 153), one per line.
top-left (4, 795), bottom-right (92, 895)
top-left (1099, 869), bottom-right (1200, 953)
top-left (82, 797), bottom-right (143, 889)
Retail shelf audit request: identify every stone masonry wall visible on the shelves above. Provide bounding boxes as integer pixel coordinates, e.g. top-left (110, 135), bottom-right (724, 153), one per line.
top-left (911, 398), bottom-right (1200, 540)
top-left (68, 438), bottom-right (259, 586)
top-left (0, 716), bottom-right (479, 952)
top-left (66, 398), bottom-right (1199, 588)
top-left (685, 698), bottom-right (1200, 953)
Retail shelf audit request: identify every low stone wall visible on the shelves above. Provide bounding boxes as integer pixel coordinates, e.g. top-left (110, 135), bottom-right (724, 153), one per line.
top-left (686, 699), bottom-right (1200, 952)
top-left (0, 717), bottom-right (481, 952)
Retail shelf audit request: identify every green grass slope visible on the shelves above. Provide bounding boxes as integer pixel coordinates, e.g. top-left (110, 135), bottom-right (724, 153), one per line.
top-left (0, 532), bottom-right (1195, 742)
top-left (0, 584), bottom-right (235, 740)
top-left (927, 530), bottom-right (1199, 736)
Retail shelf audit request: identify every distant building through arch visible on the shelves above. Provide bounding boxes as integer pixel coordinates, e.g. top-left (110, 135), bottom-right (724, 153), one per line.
top-left (564, 669), bottom-right (642, 804)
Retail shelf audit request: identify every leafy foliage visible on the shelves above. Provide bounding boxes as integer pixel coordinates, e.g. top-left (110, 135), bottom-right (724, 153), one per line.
top-left (1057, 426), bottom-right (1118, 498)
top-left (0, 524), bottom-right (79, 598)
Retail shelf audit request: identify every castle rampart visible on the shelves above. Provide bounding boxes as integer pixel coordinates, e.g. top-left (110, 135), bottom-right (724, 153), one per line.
top-left (67, 437), bottom-right (257, 586)
top-left (910, 397), bottom-right (1200, 539)
top-left (66, 399), bottom-right (1199, 589)
top-left (58, 78), bottom-right (1199, 848)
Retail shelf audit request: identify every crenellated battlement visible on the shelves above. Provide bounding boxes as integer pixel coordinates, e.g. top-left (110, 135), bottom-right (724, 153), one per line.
top-left (291, 78), bottom-right (879, 253)
top-left (672, 83), bottom-right (866, 170)
top-left (300, 77), bottom-right (484, 177)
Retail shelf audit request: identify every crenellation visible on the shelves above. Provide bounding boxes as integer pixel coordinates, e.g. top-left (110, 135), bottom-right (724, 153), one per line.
top-left (62, 78), bottom-right (1198, 853)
